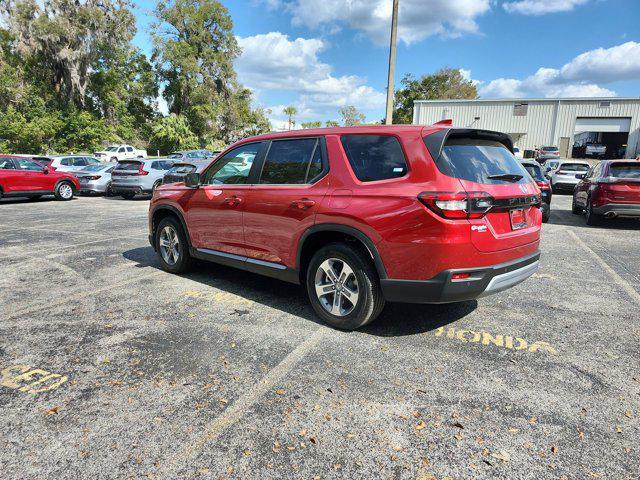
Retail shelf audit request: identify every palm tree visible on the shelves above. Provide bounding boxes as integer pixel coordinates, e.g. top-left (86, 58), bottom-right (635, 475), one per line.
top-left (283, 106), bottom-right (297, 130)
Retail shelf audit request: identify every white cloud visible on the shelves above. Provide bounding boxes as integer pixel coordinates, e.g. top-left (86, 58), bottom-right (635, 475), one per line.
top-left (236, 32), bottom-right (385, 123)
top-left (459, 69), bottom-right (482, 87)
top-left (478, 43), bottom-right (640, 98)
top-left (503, 0), bottom-right (590, 15)
top-left (264, 0), bottom-right (491, 45)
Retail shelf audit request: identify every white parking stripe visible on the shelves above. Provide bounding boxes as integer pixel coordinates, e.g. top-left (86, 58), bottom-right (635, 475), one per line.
top-left (156, 326), bottom-right (329, 477)
top-left (568, 229), bottom-right (640, 305)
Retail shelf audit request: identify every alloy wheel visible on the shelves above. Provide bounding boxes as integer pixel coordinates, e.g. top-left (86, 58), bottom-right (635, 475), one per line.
top-left (59, 183), bottom-right (73, 199)
top-left (159, 225), bottom-right (180, 266)
top-left (314, 258), bottom-right (359, 317)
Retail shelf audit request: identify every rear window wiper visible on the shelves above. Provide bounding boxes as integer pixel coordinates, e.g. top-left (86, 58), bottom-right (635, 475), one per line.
top-left (488, 173), bottom-right (523, 182)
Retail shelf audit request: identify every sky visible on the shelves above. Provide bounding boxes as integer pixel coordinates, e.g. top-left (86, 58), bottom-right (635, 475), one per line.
top-left (132, 0), bottom-right (640, 129)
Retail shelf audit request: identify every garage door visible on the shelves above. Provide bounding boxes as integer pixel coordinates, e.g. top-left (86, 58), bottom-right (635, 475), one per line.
top-left (574, 117), bottom-right (631, 133)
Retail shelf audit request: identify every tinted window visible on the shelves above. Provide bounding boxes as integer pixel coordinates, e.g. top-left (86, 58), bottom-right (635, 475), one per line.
top-left (610, 163), bottom-right (640, 179)
top-left (260, 138), bottom-right (321, 184)
top-left (0, 158), bottom-right (16, 169)
top-left (126, 147), bottom-right (133, 152)
top-left (559, 163), bottom-right (589, 172)
top-left (202, 143), bottom-right (261, 185)
top-left (86, 157), bottom-right (100, 166)
top-left (341, 135), bottom-right (407, 182)
top-left (116, 161), bottom-right (141, 171)
top-left (74, 158), bottom-right (88, 167)
top-left (542, 147), bottom-right (557, 152)
top-left (118, 147), bottom-right (125, 153)
top-left (61, 157), bottom-right (73, 166)
top-left (435, 138), bottom-right (529, 185)
top-left (522, 163), bottom-right (544, 182)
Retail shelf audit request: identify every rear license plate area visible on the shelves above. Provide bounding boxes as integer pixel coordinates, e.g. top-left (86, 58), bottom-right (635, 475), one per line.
top-left (510, 208), bottom-right (527, 230)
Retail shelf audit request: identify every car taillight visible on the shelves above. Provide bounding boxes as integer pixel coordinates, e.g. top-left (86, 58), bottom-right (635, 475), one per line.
top-left (138, 164), bottom-right (149, 175)
top-left (536, 181), bottom-right (550, 190)
top-left (418, 192), bottom-right (493, 220)
top-left (84, 175), bottom-right (101, 180)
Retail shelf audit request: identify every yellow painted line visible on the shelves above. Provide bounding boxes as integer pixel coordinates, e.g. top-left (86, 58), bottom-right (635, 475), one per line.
top-left (567, 229), bottom-right (640, 306)
top-left (1, 365), bottom-right (68, 394)
top-left (156, 326), bottom-right (329, 477)
top-left (434, 327), bottom-right (557, 354)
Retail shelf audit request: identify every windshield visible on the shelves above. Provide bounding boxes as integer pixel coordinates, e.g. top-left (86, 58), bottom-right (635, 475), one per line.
top-left (559, 163), bottom-right (590, 172)
top-left (610, 163), bottom-right (640, 179)
top-left (105, 146), bottom-right (118, 152)
top-left (435, 138), bottom-right (529, 185)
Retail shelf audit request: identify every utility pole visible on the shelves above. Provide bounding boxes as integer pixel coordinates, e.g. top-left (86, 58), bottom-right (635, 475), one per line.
top-left (384, 0), bottom-right (399, 125)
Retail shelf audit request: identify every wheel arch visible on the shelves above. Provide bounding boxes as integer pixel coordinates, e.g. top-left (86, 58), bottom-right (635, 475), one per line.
top-left (296, 224), bottom-right (387, 283)
top-left (150, 204), bottom-right (193, 249)
top-left (54, 178), bottom-right (76, 191)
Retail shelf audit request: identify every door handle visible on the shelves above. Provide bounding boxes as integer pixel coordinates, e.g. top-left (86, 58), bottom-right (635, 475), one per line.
top-left (223, 196), bottom-right (242, 206)
top-left (291, 198), bottom-right (316, 210)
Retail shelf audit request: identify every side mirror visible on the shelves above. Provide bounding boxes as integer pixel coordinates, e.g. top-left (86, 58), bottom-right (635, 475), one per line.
top-left (184, 172), bottom-right (200, 188)
top-left (575, 173), bottom-right (586, 180)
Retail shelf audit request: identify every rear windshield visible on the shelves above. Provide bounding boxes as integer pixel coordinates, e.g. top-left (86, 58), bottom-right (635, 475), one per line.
top-left (116, 161), bottom-right (141, 171)
top-left (610, 163), bottom-right (640, 179)
top-left (522, 163), bottom-right (544, 182)
top-left (82, 164), bottom-right (107, 172)
top-left (435, 138), bottom-right (529, 185)
top-left (559, 163), bottom-right (589, 172)
top-left (542, 147), bottom-right (557, 151)
top-left (168, 164), bottom-right (196, 174)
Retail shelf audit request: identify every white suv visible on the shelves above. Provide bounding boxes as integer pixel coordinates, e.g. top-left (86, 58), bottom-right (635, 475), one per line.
top-left (549, 160), bottom-right (591, 193)
top-left (37, 155), bottom-right (102, 173)
top-left (94, 145), bottom-right (147, 162)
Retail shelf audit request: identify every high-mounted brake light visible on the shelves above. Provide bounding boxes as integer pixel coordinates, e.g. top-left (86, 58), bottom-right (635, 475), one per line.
top-left (418, 191), bottom-right (493, 219)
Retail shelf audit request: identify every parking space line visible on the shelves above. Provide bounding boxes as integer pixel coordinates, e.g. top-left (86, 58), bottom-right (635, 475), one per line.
top-left (157, 326), bottom-right (329, 477)
top-left (568, 229), bottom-right (640, 305)
top-left (5, 271), bottom-right (164, 321)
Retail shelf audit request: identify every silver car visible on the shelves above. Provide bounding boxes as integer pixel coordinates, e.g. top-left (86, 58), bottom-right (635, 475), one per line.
top-left (111, 158), bottom-right (175, 199)
top-left (76, 163), bottom-right (115, 195)
top-left (38, 154), bottom-right (102, 173)
top-left (549, 160), bottom-right (591, 193)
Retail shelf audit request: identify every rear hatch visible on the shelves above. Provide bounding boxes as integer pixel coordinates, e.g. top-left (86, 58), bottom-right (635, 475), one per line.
top-left (556, 162), bottom-right (590, 183)
top-left (112, 160), bottom-right (144, 183)
top-left (603, 162), bottom-right (640, 204)
top-left (425, 130), bottom-right (541, 253)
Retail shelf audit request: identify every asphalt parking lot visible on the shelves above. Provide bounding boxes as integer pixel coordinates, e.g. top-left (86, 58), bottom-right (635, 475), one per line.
top-left (1, 193), bottom-right (639, 479)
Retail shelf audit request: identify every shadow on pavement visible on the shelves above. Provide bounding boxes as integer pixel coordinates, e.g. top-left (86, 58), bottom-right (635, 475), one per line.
top-left (123, 246), bottom-right (476, 337)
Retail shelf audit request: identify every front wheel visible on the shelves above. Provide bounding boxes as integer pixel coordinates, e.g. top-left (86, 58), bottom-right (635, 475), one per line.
top-left (54, 181), bottom-right (74, 201)
top-left (571, 196), bottom-right (583, 214)
top-left (155, 217), bottom-right (193, 273)
top-left (306, 243), bottom-right (385, 330)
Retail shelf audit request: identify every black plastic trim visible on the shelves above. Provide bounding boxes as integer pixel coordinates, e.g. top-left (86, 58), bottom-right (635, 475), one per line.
top-left (2, 190), bottom-right (55, 197)
top-left (381, 252), bottom-right (540, 304)
top-left (296, 224), bottom-right (388, 279)
top-left (149, 204), bottom-right (193, 251)
top-left (191, 247), bottom-right (299, 284)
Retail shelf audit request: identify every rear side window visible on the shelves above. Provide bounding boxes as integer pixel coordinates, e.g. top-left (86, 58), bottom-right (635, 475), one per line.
top-left (116, 161), bottom-right (141, 171)
top-left (341, 135), bottom-right (407, 182)
top-left (0, 158), bottom-right (16, 169)
top-left (260, 138), bottom-right (323, 184)
top-left (610, 163), bottom-right (640, 178)
top-left (434, 137), bottom-right (529, 185)
top-left (61, 157), bottom-right (73, 166)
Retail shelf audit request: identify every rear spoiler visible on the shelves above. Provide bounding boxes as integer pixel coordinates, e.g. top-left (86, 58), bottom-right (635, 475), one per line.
top-left (423, 128), bottom-right (515, 161)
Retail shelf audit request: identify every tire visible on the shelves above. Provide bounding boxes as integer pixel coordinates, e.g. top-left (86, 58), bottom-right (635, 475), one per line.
top-left (54, 181), bottom-right (74, 201)
top-left (105, 182), bottom-right (113, 197)
top-left (155, 217), bottom-right (193, 274)
top-left (585, 198), bottom-right (601, 226)
top-left (120, 192), bottom-right (136, 200)
top-left (571, 196), bottom-right (583, 214)
top-left (305, 242), bottom-right (385, 330)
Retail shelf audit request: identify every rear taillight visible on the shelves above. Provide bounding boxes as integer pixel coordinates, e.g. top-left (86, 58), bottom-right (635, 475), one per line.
top-left (138, 164), bottom-right (149, 175)
top-left (84, 175), bottom-right (101, 180)
top-left (536, 181), bottom-right (550, 190)
top-left (418, 192), bottom-right (493, 220)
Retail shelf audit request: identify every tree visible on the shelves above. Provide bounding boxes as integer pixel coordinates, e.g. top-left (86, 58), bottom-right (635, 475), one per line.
top-left (283, 106), bottom-right (297, 130)
top-left (149, 114), bottom-right (199, 155)
top-left (152, 0), bottom-right (268, 145)
top-left (393, 68), bottom-right (478, 124)
top-left (301, 121), bottom-right (322, 129)
top-left (325, 120), bottom-right (339, 128)
top-left (2, 0), bottom-right (136, 109)
top-left (340, 105), bottom-right (366, 126)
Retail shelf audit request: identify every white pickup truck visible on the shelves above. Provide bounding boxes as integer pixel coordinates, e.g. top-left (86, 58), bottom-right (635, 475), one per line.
top-left (94, 145), bottom-right (147, 162)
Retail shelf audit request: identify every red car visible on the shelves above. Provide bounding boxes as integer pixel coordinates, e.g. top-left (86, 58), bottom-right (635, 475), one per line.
top-left (0, 155), bottom-right (80, 201)
top-left (572, 159), bottom-right (640, 225)
top-left (148, 125), bottom-right (542, 329)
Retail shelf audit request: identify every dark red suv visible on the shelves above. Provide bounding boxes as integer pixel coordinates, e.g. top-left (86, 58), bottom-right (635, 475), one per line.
top-left (149, 125), bottom-right (541, 329)
top-left (0, 155), bottom-right (80, 201)
top-left (573, 159), bottom-right (640, 225)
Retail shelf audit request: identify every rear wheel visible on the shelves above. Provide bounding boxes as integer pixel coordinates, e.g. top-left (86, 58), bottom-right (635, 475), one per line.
top-left (155, 217), bottom-right (193, 273)
top-left (54, 181), bottom-right (74, 201)
top-left (585, 198), bottom-right (601, 226)
top-left (306, 243), bottom-right (385, 330)
top-left (571, 196), bottom-right (583, 214)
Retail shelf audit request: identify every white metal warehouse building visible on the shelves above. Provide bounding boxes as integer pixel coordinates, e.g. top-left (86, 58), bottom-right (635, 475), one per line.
top-left (413, 97), bottom-right (640, 159)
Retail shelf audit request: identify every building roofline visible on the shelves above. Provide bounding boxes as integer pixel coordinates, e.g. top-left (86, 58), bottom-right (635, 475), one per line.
top-left (414, 97), bottom-right (640, 104)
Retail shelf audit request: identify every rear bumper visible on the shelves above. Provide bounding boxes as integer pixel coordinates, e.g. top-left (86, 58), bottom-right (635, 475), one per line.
top-left (552, 182), bottom-right (578, 190)
top-left (111, 185), bottom-right (150, 194)
top-left (380, 252), bottom-right (540, 304)
top-left (592, 203), bottom-right (640, 217)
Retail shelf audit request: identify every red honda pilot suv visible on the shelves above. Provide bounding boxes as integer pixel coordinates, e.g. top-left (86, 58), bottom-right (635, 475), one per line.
top-left (0, 155), bottom-right (80, 201)
top-left (149, 125), bottom-right (541, 330)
